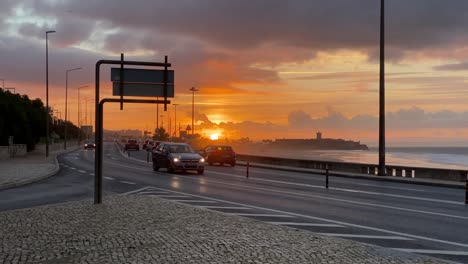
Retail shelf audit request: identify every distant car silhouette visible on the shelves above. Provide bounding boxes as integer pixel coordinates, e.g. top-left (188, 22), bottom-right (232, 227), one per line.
top-left (84, 141), bottom-right (95, 150)
top-left (199, 145), bottom-right (236, 166)
top-left (125, 139), bottom-right (139, 151)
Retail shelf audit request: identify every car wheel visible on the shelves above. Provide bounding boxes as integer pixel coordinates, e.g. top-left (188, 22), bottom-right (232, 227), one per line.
top-left (230, 162), bottom-right (236, 167)
top-left (152, 162), bottom-right (159, 171)
top-left (197, 169), bottom-right (204, 174)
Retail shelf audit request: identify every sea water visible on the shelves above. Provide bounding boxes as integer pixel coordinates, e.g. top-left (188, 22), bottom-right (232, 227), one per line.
top-left (242, 146), bottom-right (468, 170)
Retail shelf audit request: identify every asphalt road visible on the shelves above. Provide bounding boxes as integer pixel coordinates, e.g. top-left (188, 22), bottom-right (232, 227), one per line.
top-left (1, 142), bottom-right (467, 263)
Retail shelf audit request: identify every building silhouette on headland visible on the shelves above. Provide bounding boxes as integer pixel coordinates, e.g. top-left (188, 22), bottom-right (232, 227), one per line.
top-left (268, 132), bottom-right (368, 150)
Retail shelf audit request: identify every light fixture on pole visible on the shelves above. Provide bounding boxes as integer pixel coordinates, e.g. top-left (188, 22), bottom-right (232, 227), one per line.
top-left (189, 87), bottom-right (198, 135)
top-left (64, 67), bottom-right (82, 150)
top-left (45, 30), bottom-right (56, 158)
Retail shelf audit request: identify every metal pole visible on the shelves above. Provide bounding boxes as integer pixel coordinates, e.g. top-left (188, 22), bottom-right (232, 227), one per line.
top-left (0, 79), bottom-right (4, 89)
top-left (156, 98), bottom-right (159, 129)
top-left (378, 0), bottom-right (386, 176)
top-left (465, 173), bottom-right (468, 205)
top-left (189, 87), bottom-right (198, 135)
top-left (64, 67), bottom-right (82, 150)
top-left (246, 161), bottom-right (250, 178)
top-left (45, 30), bottom-right (56, 157)
top-left (173, 104), bottom-right (179, 137)
top-left (326, 168), bottom-right (329, 189)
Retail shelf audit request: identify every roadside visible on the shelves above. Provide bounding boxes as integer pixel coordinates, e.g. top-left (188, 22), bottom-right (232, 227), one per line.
top-left (0, 143), bottom-right (80, 190)
top-left (0, 195), bottom-right (451, 264)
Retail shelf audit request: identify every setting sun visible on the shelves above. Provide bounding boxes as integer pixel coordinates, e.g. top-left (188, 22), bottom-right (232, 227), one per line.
top-left (210, 134), bottom-right (219, 140)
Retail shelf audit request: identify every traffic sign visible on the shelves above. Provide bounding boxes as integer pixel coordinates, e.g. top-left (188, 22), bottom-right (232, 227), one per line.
top-left (111, 68), bottom-right (174, 83)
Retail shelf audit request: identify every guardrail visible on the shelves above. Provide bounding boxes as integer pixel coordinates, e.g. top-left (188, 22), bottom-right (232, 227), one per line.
top-left (236, 154), bottom-right (467, 183)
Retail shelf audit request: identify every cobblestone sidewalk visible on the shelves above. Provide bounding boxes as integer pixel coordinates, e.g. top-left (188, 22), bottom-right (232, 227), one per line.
top-left (0, 195), bottom-right (451, 263)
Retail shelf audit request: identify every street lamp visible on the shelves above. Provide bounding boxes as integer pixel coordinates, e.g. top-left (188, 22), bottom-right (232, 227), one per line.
top-left (77, 85), bottom-right (88, 146)
top-left (173, 104), bottom-right (179, 137)
top-left (45, 30), bottom-right (56, 158)
top-left (64, 67), bottom-right (82, 150)
top-left (189, 87), bottom-right (198, 135)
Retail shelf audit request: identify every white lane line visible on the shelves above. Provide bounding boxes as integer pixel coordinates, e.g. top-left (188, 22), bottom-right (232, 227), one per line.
top-left (148, 186), bottom-right (468, 249)
top-left (88, 173), bottom-right (94, 176)
top-left (104, 177), bottom-right (115, 180)
top-left (318, 233), bottom-right (413, 240)
top-left (226, 213), bottom-right (295, 218)
top-left (171, 200), bottom-right (217, 203)
top-left (59, 163), bottom-right (65, 166)
top-left (267, 222), bottom-right (344, 227)
top-left (70, 167), bottom-right (76, 170)
top-left (121, 186), bottom-right (151, 195)
top-left (392, 249), bottom-right (468, 256)
top-left (199, 206), bottom-right (251, 210)
top-left (138, 191), bottom-right (169, 195)
top-left (78, 170), bottom-right (86, 173)
top-left (209, 171), bottom-right (462, 205)
top-left (234, 168), bottom-right (432, 193)
top-left (104, 161), bottom-right (468, 219)
top-left (120, 181), bottom-right (136, 185)
top-left (152, 195), bottom-right (190, 198)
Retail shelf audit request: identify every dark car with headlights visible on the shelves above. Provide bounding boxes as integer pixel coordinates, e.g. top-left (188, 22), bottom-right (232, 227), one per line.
top-left (199, 145), bottom-right (236, 166)
top-left (84, 141), bottom-right (95, 150)
top-left (152, 143), bottom-right (205, 174)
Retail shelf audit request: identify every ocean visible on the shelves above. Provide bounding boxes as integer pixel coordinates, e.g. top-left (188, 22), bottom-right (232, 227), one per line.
top-left (238, 146), bottom-right (468, 170)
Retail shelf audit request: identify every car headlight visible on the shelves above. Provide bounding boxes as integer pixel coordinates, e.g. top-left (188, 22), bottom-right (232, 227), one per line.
top-left (200, 158), bottom-right (205, 163)
top-left (173, 157), bottom-right (180, 162)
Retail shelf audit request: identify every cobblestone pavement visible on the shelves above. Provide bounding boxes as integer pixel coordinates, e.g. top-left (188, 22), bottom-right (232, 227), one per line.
top-left (0, 144), bottom-right (79, 190)
top-left (0, 195), bottom-right (452, 264)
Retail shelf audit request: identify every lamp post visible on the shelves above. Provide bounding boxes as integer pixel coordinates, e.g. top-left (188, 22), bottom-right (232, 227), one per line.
top-left (173, 104), bottom-right (179, 137)
top-left (189, 87), bottom-right (198, 135)
top-left (45, 30), bottom-right (56, 158)
top-left (77, 85), bottom-right (88, 146)
top-left (378, 0), bottom-right (386, 176)
top-left (64, 67), bottom-right (82, 150)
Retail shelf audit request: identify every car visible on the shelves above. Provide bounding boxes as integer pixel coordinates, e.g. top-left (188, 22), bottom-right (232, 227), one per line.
top-left (125, 139), bottom-right (140, 151)
top-left (199, 145), bottom-right (236, 166)
top-left (84, 141), bottom-right (96, 150)
top-left (152, 143), bottom-right (205, 174)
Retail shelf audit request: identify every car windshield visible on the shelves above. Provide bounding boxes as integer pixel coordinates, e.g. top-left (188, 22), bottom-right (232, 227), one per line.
top-left (168, 145), bottom-right (193, 153)
top-left (128, 140), bottom-right (137, 144)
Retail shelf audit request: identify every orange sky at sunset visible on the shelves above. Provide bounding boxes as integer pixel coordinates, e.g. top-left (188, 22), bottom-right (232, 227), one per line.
top-left (3, 1), bottom-right (468, 146)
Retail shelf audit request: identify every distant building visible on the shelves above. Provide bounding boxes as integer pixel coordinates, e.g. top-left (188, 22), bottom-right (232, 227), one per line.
top-left (270, 132), bottom-right (368, 150)
top-left (316, 132), bottom-right (322, 140)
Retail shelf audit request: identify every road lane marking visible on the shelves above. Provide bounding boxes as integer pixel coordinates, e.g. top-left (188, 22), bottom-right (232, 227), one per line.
top-left (119, 181), bottom-right (136, 185)
top-left (78, 170), bottom-right (86, 173)
top-left (147, 186), bottom-right (468, 249)
top-left (267, 222), bottom-right (344, 227)
top-left (233, 168), bottom-right (432, 193)
top-left (137, 191), bottom-right (169, 195)
top-left (209, 171), bottom-right (462, 205)
top-left (89, 173), bottom-right (94, 176)
top-left (199, 206), bottom-right (251, 210)
top-left (121, 187), bottom-right (150, 195)
top-left (104, 161), bottom-right (468, 219)
top-left (226, 213), bottom-right (294, 218)
top-left (104, 177), bottom-right (115, 180)
top-left (151, 195), bottom-right (189, 198)
top-left (70, 167), bottom-right (76, 170)
top-left (391, 249), bottom-right (468, 256)
top-left (171, 200), bottom-right (217, 203)
top-left (318, 234), bottom-right (413, 240)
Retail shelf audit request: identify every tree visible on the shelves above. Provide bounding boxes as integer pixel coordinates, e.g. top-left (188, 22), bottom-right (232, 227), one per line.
top-left (153, 127), bottom-right (170, 141)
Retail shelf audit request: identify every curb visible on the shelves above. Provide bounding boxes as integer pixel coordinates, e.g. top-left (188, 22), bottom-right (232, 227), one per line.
top-left (0, 146), bottom-right (80, 191)
top-left (236, 162), bottom-right (465, 189)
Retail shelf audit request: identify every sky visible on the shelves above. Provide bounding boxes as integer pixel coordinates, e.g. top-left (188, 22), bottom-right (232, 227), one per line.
top-left (2, 0), bottom-right (468, 146)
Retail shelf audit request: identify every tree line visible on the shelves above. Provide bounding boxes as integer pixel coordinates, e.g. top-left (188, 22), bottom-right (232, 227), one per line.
top-left (0, 89), bottom-right (80, 151)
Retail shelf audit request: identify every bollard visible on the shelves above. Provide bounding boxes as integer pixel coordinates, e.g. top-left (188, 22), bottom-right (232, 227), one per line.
top-left (128, 150), bottom-right (130, 157)
top-left (147, 151), bottom-right (150, 163)
top-left (246, 161), bottom-right (250, 178)
top-left (326, 168), bottom-right (329, 189)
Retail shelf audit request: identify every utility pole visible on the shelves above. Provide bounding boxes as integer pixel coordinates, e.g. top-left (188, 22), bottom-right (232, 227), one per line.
top-left (173, 104), bottom-right (179, 137)
top-left (378, 0), bottom-right (386, 176)
top-left (189, 87), bottom-right (198, 135)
